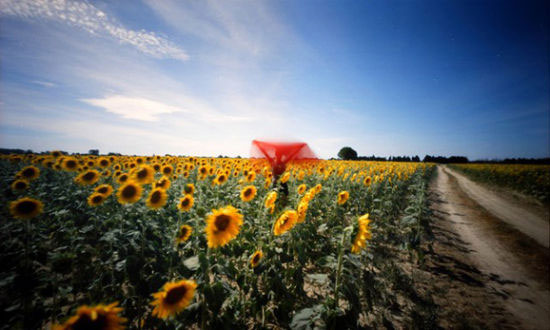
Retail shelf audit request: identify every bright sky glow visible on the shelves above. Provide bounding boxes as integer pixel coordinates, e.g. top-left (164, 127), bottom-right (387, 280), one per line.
top-left (0, 0), bottom-right (548, 159)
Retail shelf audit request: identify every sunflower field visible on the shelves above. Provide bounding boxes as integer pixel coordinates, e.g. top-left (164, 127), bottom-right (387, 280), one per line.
top-left (449, 163), bottom-right (550, 203)
top-left (0, 153), bottom-right (435, 329)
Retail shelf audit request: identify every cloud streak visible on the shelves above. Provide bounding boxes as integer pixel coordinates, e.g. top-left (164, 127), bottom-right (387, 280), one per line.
top-left (82, 95), bottom-right (183, 121)
top-left (0, 0), bottom-right (189, 61)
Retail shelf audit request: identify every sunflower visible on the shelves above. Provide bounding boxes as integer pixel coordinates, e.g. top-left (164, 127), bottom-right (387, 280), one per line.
top-left (51, 150), bottom-right (62, 158)
top-left (151, 279), bottom-right (197, 319)
top-left (337, 191), bottom-right (349, 205)
top-left (53, 302), bottom-right (125, 330)
top-left (351, 213), bottom-right (372, 254)
top-left (9, 197), bottom-right (43, 219)
top-left (42, 159), bottom-right (55, 168)
top-left (155, 177), bottom-right (171, 190)
top-left (198, 165), bottom-right (208, 177)
top-left (265, 191), bottom-right (277, 209)
top-left (132, 165), bottom-right (155, 185)
top-left (264, 177), bottom-right (272, 189)
top-left (176, 194), bottom-right (194, 212)
top-left (314, 184), bottom-right (322, 194)
top-left (303, 189), bottom-right (316, 203)
top-left (273, 210), bottom-right (297, 236)
top-left (146, 188), bottom-right (168, 209)
top-left (75, 170), bottom-right (100, 185)
top-left (117, 173), bottom-right (129, 184)
top-left (102, 170), bottom-right (112, 177)
top-left (297, 200), bottom-right (309, 223)
top-left (363, 176), bottom-right (372, 186)
top-left (87, 193), bottom-right (106, 207)
top-left (176, 224), bottom-right (192, 244)
top-left (205, 205), bottom-right (243, 248)
top-left (116, 181), bottom-right (142, 204)
top-left (246, 172), bottom-right (256, 182)
top-left (240, 185), bottom-right (257, 202)
top-left (62, 157), bottom-right (79, 171)
top-left (213, 173), bottom-right (227, 185)
top-left (297, 184), bottom-right (307, 195)
top-left (11, 179), bottom-right (29, 191)
top-left (161, 165), bottom-right (173, 176)
top-left (250, 250), bottom-right (263, 268)
top-left (97, 157), bottom-right (111, 168)
top-left (152, 163), bottom-right (161, 172)
top-left (183, 183), bottom-right (195, 195)
top-left (280, 172), bottom-right (290, 184)
top-left (17, 166), bottom-right (40, 181)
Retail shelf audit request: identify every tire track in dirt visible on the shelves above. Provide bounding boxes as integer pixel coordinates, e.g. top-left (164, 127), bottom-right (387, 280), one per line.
top-left (431, 165), bottom-right (550, 330)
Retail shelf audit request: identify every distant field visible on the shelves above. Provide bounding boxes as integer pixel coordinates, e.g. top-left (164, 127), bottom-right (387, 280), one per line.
top-left (1, 153), bottom-right (435, 329)
top-left (449, 163), bottom-right (550, 203)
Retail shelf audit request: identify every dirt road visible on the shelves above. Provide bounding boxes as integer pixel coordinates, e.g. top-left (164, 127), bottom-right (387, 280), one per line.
top-left (445, 166), bottom-right (549, 247)
top-left (429, 165), bottom-right (549, 329)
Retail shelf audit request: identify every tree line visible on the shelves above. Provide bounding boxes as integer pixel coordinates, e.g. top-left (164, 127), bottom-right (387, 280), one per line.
top-left (336, 147), bottom-right (550, 164)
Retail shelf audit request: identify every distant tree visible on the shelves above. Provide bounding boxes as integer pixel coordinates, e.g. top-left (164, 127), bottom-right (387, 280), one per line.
top-left (89, 149), bottom-right (99, 156)
top-left (412, 155), bottom-right (420, 162)
top-left (338, 147), bottom-right (358, 160)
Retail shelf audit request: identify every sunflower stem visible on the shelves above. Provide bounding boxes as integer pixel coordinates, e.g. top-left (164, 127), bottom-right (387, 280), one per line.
top-left (333, 229), bottom-right (347, 311)
top-left (23, 218), bottom-right (31, 327)
top-left (201, 248), bottom-right (211, 330)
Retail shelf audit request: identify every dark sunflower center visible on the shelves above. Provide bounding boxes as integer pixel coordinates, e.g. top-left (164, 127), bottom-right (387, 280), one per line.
top-left (153, 165), bottom-right (160, 171)
top-left (214, 214), bottom-right (231, 231)
top-left (82, 172), bottom-right (96, 181)
top-left (92, 195), bottom-right (103, 204)
top-left (252, 253), bottom-right (260, 264)
top-left (200, 168), bottom-right (206, 174)
top-left (97, 187), bottom-right (108, 194)
top-left (137, 169), bottom-right (148, 179)
top-left (15, 181), bottom-right (27, 190)
top-left (163, 167), bottom-right (171, 174)
top-left (244, 189), bottom-right (252, 197)
top-left (165, 286), bottom-right (188, 305)
top-left (119, 175), bottom-right (128, 182)
top-left (180, 198), bottom-right (190, 207)
top-left (179, 227), bottom-right (188, 237)
top-left (22, 168), bottom-right (35, 177)
top-left (71, 312), bottom-right (108, 330)
top-left (150, 191), bottom-right (161, 204)
top-left (281, 216), bottom-right (289, 226)
top-left (122, 185), bottom-right (137, 198)
top-left (66, 160), bottom-right (77, 168)
top-left (16, 201), bottom-right (37, 214)
top-left (184, 186), bottom-right (192, 194)
top-left (100, 160), bottom-right (108, 166)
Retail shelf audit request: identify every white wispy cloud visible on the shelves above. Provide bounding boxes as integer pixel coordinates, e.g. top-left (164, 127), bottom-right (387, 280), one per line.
top-left (0, 0), bottom-right (188, 61)
top-left (31, 80), bottom-right (56, 87)
top-left (82, 95), bottom-right (183, 121)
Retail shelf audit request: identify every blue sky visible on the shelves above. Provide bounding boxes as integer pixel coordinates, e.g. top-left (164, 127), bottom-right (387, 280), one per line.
top-left (0, 0), bottom-right (548, 159)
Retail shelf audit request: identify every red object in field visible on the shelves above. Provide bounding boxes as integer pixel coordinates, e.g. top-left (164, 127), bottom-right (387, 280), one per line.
top-left (250, 140), bottom-right (317, 176)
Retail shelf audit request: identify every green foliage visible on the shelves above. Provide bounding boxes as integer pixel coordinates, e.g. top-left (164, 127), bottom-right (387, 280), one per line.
top-left (337, 147), bottom-right (358, 160)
